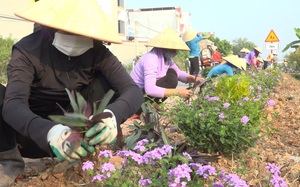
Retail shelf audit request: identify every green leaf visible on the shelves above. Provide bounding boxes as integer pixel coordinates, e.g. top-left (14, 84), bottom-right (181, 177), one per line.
top-left (93, 89), bottom-right (115, 115)
top-left (65, 89), bottom-right (79, 113)
top-left (125, 130), bottom-right (142, 149)
top-left (64, 112), bottom-right (88, 120)
top-left (49, 115), bottom-right (88, 127)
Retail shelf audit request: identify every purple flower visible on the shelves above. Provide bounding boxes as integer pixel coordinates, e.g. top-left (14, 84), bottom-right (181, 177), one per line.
top-left (195, 165), bottom-right (217, 179)
top-left (224, 174), bottom-right (248, 187)
top-left (265, 163), bottom-right (281, 175)
top-left (223, 103), bottom-right (230, 108)
top-left (208, 96), bottom-right (220, 101)
top-left (101, 162), bottom-right (116, 177)
top-left (168, 164), bottom-right (192, 187)
top-left (270, 175), bottom-right (288, 187)
top-left (243, 97), bottom-right (249, 101)
top-left (257, 86), bottom-right (262, 90)
top-left (139, 178), bottom-right (152, 187)
top-left (212, 181), bottom-right (225, 187)
top-left (267, 100), bottom-right (275, 106)
top-left (98, 150), bottom-right (112, 158)
top-left (241, 116), bottom-right (249, 124)
top-left (82, 160), bottom-right (94, 171)
top-left (182, 152), bottom-right (192, 160)
top-left (91, 174), bottom-right (106, 182)
top-left (219, 113), bottom-right (225, 119)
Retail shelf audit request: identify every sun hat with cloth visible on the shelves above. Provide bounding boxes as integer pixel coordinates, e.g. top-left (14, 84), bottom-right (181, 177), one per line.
top-left (182, 29), bottom-right (198, 42)
top-left (14, 0), bottom-right (122, 44)
top-left (223, 55), bottom-right (247, 70)
top-left (146, 28), bottom-right (189, 51)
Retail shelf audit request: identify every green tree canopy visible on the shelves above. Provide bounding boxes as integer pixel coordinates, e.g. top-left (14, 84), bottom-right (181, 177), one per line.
top-left (231, 38), bottom-right (256, 55)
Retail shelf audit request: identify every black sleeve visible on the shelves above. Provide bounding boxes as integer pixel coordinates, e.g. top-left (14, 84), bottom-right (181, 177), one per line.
top-left (94, 47), bottom-right (144, 125)
top-left (3, 46), bottom-right (55, 155)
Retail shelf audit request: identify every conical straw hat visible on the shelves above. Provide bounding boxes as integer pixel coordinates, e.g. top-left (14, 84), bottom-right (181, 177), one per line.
top-left (146, 28), bottom-right (189, 51)
top-left (254, 47), bottom-right (262, 53)
top-left (182, 29), bottom-right (198, 42)
top-left (223, 55), bottom-right (246, 70)
top-left (15, 0), bottom-right (122, 44)
top-left (240, 48), bottom-right (250, 53)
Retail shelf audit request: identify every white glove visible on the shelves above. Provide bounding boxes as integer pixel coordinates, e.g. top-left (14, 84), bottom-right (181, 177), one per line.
top-left (47, 124), bottom-right (94, 161)
top-left (85, 109), bottom-right (117, 145)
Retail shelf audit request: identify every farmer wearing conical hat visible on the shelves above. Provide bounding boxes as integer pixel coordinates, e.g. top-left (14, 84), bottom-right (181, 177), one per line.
top-left (206, 55), bottom-right (247, 78)
top-left (245, 46), bottom-right (262, 70)
top-left (183, 29), bottom-right (204, 76)
top-left (130, 28), bottom-right (206, 112)
top-left (0, 0), bottom-right (144, 185)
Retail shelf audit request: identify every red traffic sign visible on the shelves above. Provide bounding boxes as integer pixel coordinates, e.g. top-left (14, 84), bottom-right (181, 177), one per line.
top-left (265, 29), bottom-right (280, 42)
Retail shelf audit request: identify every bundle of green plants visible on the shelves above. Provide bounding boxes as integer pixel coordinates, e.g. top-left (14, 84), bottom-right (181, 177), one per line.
top-left (168, 70), bottom-right (281, 156)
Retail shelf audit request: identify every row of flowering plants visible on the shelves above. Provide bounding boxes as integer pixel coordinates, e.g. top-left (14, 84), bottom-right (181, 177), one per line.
top-left (80, 69), bottom-right (287, 186)
top-left (168, 70), bottom-right (281, 156)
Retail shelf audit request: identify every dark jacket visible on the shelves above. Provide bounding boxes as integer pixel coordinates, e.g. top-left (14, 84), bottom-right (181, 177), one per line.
top-left (3, 30), bottom-right (143, 155)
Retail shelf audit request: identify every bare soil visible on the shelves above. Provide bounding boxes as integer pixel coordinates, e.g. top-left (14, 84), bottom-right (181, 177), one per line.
top-left (12, 73), bottom-right (300, 187)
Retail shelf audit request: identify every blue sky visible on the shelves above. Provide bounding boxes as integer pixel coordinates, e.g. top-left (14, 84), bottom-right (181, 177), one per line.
top-left (126, 0), bottom-right (300, 60)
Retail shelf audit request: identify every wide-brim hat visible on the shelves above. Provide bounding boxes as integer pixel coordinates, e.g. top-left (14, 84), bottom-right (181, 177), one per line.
top-left (182, 29), bottom-right (198, 42)
top-left (223, 55), bottom-right (246, 70)
top-left (15, 0), bottom-right (122, 44)
top-left (254, 47), bottom-right (262, 54)
top-left (240, 48), bottom-right (250, 53)
top-left (146, 28), bottom-right (189, 51)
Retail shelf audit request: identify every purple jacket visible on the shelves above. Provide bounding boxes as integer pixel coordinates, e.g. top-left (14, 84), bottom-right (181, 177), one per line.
top-left (130, 48), bottom-right (189, 98)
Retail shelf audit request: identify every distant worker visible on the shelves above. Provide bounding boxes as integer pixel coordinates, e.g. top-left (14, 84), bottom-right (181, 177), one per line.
top-left (206, 56), bottom-right (246, 78)
top-left (238, 48), bottom-right (250, 58)
top-left (198, 32), bottom-right (213, 68)
top-left (272, 52), bottom-right (278, 69)
top-left (183, 29), bottom-right (203, 76)
top-left (245, 47), bottom-right (262, 70)
top-left (211, 45), bottom-right (223, 66)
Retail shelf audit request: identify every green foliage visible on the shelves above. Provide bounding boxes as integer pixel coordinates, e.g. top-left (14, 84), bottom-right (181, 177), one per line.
top-left (168, 70), bottom-right (281, 156)
top-left (231, 38), bottom-right (256, 55)
top-left (215, 39), bottom-right (232, 56)
top-left (173, 50), bottom-right (189, 70)
top-left (282, 27), bottom-right (300, 52)
top-left (0, 37), bottom-right (15, 83)
top-left (214, 73), bottom-right (252, 103)
top-left (200, 67), bottom-right (212, 78)
top-left (285, 49), bottom-right (300, 71)
top-left (123, 63), bottom-right (133, 74)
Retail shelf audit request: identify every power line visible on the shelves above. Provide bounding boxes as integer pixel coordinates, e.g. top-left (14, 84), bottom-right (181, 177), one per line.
top-left (0, 14), bottom-right (28, 22)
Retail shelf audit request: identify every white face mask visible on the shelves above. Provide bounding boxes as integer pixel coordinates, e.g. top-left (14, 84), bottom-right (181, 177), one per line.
top-left (52, 32), bottom-right (93, 56)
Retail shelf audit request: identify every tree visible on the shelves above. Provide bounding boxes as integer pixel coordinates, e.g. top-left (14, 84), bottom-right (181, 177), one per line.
top-left (282, 28), bottom-right (300, 52)
top-left (231, 38), bottom-right (256, 55)
top-left (210, 36), bottom-right (232, 56)
top-left (0, 37), bottom-right (15, 83)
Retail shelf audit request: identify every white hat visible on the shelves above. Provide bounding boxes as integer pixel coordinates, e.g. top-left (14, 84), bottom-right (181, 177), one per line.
top-left (146, 28), bottom-right (189, 51)
top-left (15, 0), bottom-right (122, 44)
top-left (182, 29), bottom-right (198, 42)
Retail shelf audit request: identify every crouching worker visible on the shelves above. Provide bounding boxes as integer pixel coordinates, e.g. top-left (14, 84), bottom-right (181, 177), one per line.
top-left (0, 0), bottom-right (144, 186)
top-left (206, 56), bottom-right (246, 78)
top-left (130, 28), bottom-right (205, 114)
